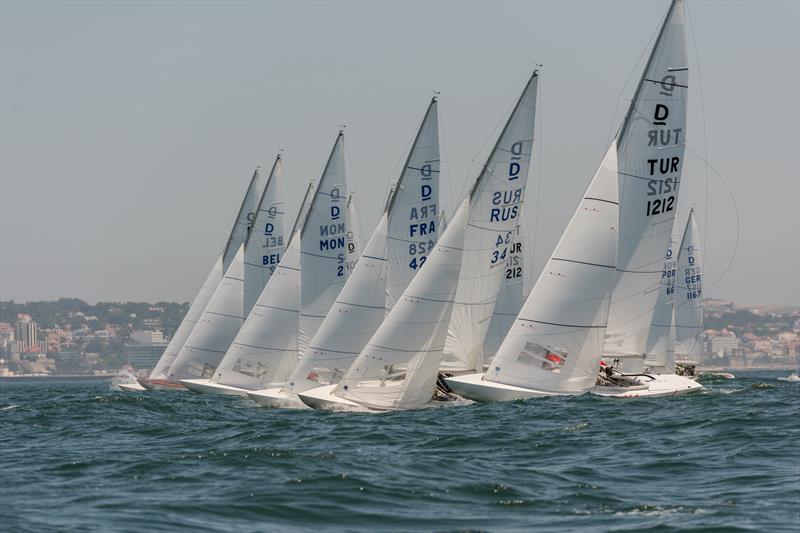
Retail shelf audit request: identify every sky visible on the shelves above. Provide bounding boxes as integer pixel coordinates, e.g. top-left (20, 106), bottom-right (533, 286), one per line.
top-left (1, 0), bottom-right (798, 307)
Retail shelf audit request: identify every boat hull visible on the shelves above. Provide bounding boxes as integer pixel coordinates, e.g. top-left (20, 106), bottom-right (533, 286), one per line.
top-left (138, 378), bottom-right (187, 391)
top-left (180, 379), bottom-right (249, 397)
top-left (246, 387), bottom-right (307, 409)
top-left (591, 373), bottom-right (703, 398)
top-left (297, 384), bottom-right (371, 411)
top-left (118, 382), bottom-right (146, 392)
top-left (446, 373), bottom-right (572, 402)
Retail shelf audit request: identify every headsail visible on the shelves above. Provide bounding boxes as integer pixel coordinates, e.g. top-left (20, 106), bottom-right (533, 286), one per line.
top-left (485, 143), bottom-right (619, 394)
top-left (149, 168), bottom-right (264, 380)
top-left (166, 244), bottom-right (247, 381)
top-left (604, 0), bottom-right (688, 359)
top-left (285, 99), bottom-right (440, 395)
top-left (334, 200), bottom-right (468, 410)
top-left (443, 71), bottom-right (539, 372)
top-left (243, 154), bottom-right (287, 317)
top-left (674, 208), bottom-right (703, 360)
top-left (208, 182), bottom-right (314, 390)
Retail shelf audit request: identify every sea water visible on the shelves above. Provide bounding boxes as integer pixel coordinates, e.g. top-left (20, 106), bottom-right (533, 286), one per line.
top-left (1, 370), bottom-right (798, 532)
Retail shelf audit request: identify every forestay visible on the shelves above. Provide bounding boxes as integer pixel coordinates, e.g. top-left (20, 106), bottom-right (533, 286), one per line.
top-left (243, 155), bottom-right (287, 316)
top-left (333, 201), bottom-right (468, 410)
top-left (285, 99), bottom-right (440, 395)
top-left (151, 168), bottom-right (264, 380)
top-left (674, 209), bottom-right (703, 359)
top-left (443, 71), bottom-right (539, 373)
top-left (485, 143), bottom-right (619, 394)
top-left (604, 0), bottom-right (688, 359)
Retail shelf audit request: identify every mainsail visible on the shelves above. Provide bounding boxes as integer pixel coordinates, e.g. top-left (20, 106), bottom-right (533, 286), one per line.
top-left (482, 219), bottom-right (525, 360)
top-left (643, 238), bottom-right (677, 370)
top-left (148, 168), bottom-right (265, 380)
top-left (443, 71), bottom-right (539, 373)
top-left (484, 143), bottom-right (619, 394)
top-left (604, 0), bottom-right (688, 359)
top-left (243, 154), bottom-right (287, 317)
top-left (285, 99), bottom-right (440, 395)
top-left (674, 208), bottom-right (703, 360)
top-left (299, 132), bottom-right (355, 356)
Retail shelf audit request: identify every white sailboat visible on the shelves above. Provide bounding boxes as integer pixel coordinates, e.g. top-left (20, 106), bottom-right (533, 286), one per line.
top-left (248, 98), bottom-right (441, 407)
top-left (447, 143), bottom-right (619, 401)
top-left (586, 0), bottom-right (702, 397)
top-left (184, 132), bottom-right (360, 400)
top-left (593, 212), bottom-right (703, 396)
top-left (300, 71), bottom-right (539, 411)
top-left (140, 167), bottom-right (265, 390)
top-left (674, 208), bottom-right (704, 365)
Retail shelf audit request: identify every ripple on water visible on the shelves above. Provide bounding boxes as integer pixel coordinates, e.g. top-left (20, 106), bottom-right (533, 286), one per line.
top-left (0, 371), bottom-right (798, 532)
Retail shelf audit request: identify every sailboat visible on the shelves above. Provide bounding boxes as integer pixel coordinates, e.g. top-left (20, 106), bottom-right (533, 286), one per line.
top-left (446, 143), bottom-right (619, 401)
top-left (450, 0), bottom-right (700, 401)
top-left (139, 166), bottom-right (266, 390)
top-left (183, 132), bottom-right (361, 400)
top-left (248, 98), bottom-right (441, 407)
top-left (300, 70), bottom-right (539, 411)
top-left (160, 158), bottom-right (287, 387)
top-left (594, 209), bottom-right (704, 396)
top-left (674, 208), bottom-right (704, 370)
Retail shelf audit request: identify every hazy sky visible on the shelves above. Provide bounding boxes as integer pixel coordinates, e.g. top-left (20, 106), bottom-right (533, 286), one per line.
top-left (1, 0), bottom-right (798, 306)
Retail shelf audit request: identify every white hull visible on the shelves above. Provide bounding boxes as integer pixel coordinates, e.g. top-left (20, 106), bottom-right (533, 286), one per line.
top-left (246, 387), bottom-right (308, 409)
top-left (591, 373), bottom-right (703, 398)
top-left (118, 382), bottom-right (146, 392)
top-left (298, 384), bottom-right (372, 412)
top-left (446, 373), bottom-right (572, 402)
top-left (180, 379), bottom-right (249, 397)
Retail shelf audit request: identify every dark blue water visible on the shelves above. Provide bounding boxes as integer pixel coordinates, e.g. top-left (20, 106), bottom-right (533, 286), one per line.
top-left (1, 371), bottom-right (798, 532)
